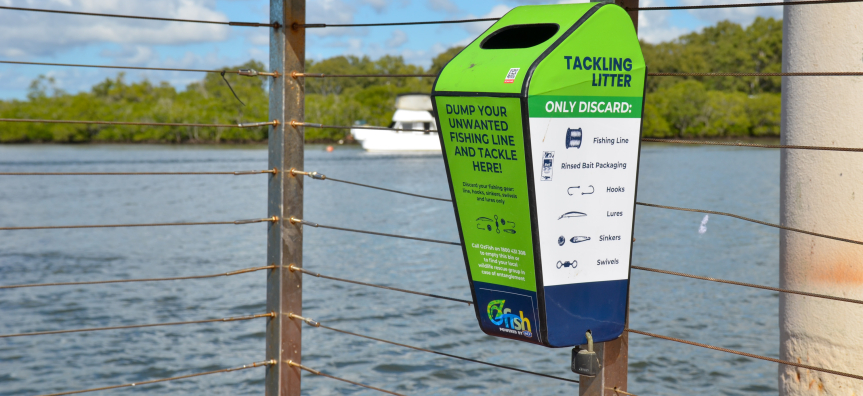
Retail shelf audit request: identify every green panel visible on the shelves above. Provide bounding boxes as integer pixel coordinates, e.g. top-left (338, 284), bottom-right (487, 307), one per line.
top-left (435, 95), bottom-right (537, 292)
top-left (528, 95), bottom-right (643, 118)
top-left (434, 4), bottom-right (595, 95)
top-left (527, 5), bottom-right (646, 98)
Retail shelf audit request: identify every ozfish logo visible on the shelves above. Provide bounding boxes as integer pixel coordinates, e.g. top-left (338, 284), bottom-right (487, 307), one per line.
top-left (487, 299), bottom-right (533, 338)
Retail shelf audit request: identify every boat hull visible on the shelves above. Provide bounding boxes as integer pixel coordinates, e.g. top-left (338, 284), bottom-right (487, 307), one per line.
top-left (351, 128), bottom-right (441, 152)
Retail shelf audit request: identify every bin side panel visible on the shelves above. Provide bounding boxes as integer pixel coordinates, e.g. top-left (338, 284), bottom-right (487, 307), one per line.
top-left (433, 95), bottom-right (542, 345)
top-left (434, 3), bottom-right (595, 95)
top-left (526, 5), bottom-right (647, 347)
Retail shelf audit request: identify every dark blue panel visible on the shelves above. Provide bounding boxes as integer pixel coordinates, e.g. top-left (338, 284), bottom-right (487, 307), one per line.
top-left (542, 280), bottom-right (628, 347)
top-left (473, 281), bottom-right (542, 345)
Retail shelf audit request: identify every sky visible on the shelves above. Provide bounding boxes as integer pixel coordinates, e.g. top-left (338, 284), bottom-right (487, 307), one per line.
top-left (0, 0), bottom-right (782, 99)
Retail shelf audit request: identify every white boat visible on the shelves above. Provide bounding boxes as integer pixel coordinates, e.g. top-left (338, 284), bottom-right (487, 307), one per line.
top-left (351, 94), bottom-right (441, 151)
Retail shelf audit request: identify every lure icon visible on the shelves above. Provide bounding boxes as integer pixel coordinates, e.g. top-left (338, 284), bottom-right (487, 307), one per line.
top-left (557, 260), bottom-right (578, 269)
top-left (558, 211), bottom-right (587, 220)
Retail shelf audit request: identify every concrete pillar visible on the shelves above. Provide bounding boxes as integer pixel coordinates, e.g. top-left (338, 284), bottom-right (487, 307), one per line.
top-left (780, 2), bottom-right (863, 395)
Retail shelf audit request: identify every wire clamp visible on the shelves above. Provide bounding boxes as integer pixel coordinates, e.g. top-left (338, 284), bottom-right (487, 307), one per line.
top-left (288, 217), bottom-right (318, 227)
top-left (288, 313), bottom-right (320, 327)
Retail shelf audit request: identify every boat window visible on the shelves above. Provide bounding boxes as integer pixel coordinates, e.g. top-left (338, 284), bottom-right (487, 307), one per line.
top-left (423, 122), bottom-right (431, 134)
top-left (480, 23), bottom-right (560, 49)
top-left (401, 122), bottom-right (414, 131)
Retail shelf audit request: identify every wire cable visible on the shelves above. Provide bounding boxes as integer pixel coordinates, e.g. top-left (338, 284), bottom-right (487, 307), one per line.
top-left (301, 17), bottom-right (499, 28)
top-left (0, 312), bottom-right (274, 338)
top-left (0, 265), bottom-right (274, 290)
top-left (625, 328), bottom-right (863, 381)
top-left (298, 122), bottom-right (863, 154)
top-left (0, 217), bottom-right (276, 231)
top-left (632, 265), bottom-right (863, 306)
top-left (631, 0), bottom-right (863, 11)
top-left (289, 217), bottom-right (461, 246)
top-left (641, 138), bottom-right (863, 152)
top-left (0, 60), bottom-right (278, 76)
top-left (293, 71), bottom-right (863, 78)
top-left (289, 314), bottom-right (579, 384)
top-left (293, 72), bottom-right (435, 78)
top-left (635, 202), bottom-right (863, 246)
top-left (0, 6), bottom-right (277, 27)
top-left (0, 170), bottom-right (276, 176)
top-left (286, 360), bottom-right (405, 396)
top-left (291, 169), bottom-right (451, 202)
top-left (35, 360), bottom-right (275, 396)
top-left (0, 118), bottom-right (277, 128)
top-left (290, 265), bottom-right (471, 305)
top-left (649, 71), bottom-right (863, 77)
top-left (291, 121), bottom-right (432, 133)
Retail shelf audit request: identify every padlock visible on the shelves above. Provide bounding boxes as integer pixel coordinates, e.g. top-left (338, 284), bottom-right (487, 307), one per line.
top-left (571, 331), bottom-right (600, 377)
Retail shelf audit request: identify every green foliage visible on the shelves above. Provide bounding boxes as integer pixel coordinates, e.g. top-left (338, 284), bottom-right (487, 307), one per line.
top-left (303, 55), bottom-right (434, 142)
top-left (0, 61), bottom-right (269, 143)
top-left (0, 18), bottom-right (783, 143)
top-left (641, 17), bottom-right (783, 138)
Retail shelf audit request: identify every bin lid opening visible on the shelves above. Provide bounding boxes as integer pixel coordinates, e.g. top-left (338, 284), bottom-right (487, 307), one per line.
top-left (480, 23), bottom-right (560, 50)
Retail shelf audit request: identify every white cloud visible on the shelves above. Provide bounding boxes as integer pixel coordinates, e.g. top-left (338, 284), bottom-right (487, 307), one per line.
top-left (637, 0), bottom-right (689, 43)
top-left (0, 0), bottom-right (231, 58)
top-left (386, 30), bottom-right (409, 48)
top-left (427, 0), bottom-right (459, 14)
top-left (306, 0), bottom-right (364, 38)
top-left (360, 0), bottom-right (390, 13)
top-left (463, 4), bottom-right (511, 35)
top-left (683, 0), bottom-right (782, 25)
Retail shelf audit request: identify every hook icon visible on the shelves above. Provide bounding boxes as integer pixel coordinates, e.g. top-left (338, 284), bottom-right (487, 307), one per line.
top-left (582, 185), bottom-right (594, 195)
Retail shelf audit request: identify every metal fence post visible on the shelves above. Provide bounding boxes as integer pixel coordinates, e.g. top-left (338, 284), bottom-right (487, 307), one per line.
top-left (266, 0), bottom-right (305, 395)
top-left (579, 2), bottom-right (635, 395)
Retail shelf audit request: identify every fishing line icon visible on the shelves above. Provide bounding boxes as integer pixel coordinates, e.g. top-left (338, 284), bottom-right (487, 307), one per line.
top-left (476, 215), bottom-right (516, 234)
top-left (567, 185), bottom-right (594, 196)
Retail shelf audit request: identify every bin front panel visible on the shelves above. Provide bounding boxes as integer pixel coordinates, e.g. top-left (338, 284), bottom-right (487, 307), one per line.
top-left (434, 95), bottom-right (542, 344)
top-left (525, 5), bottom-right (646, 347)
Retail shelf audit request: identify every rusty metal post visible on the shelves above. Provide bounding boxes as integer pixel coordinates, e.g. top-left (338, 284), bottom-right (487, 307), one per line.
top-left (266, 0), bottom-right (305, 395)
top-left (579, 2), bottom-right (635, 395)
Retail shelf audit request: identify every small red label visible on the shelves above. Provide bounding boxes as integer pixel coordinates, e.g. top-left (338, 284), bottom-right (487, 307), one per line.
top-left (504, 68), bottom-right (520, 83)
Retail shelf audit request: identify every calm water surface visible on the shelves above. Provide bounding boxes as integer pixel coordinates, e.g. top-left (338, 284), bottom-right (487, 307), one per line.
top-left (0, 144), bottom-right (779, 395)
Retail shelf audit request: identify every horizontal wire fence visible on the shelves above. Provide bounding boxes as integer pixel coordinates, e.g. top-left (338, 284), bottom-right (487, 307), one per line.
top-left (290, 314), bottom-right (580, 384)
top-left (0, 265), bottom-right (275, 290)
top-left (0, 170), bottom-right (276, 176)
top-left (0, 118), bottom-right (277, 128)
top-left (631, 0), bottom-right (863, 11)
top-left (0, 5), bottom-right (276, 27)
top-left (300, 122), bottom-right (863, 153)
top-left (37, 360), bottom-right (275, 396)
top-left (0, 313), bottom-right (274, 338)
top-left (0, 217), bottom-right (276, 231)
top-left (286, 361), bottom-right (405, 396)
top-left (0, 60), bottom-right (278, 76)
top-left (291, 265), bottom-right (472, 305)
top-left (290, 216), bottom-right (461, 245)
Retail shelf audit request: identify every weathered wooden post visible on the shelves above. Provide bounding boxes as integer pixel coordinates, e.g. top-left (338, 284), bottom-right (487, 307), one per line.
top-left (266, 0), bottom-right (305, 395)
top-left (780, 2), bottom-right (863, 395)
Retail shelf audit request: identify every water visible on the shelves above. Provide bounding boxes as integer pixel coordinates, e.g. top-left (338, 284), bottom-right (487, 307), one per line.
top-left (0, 144), bottom-right (779, 395)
